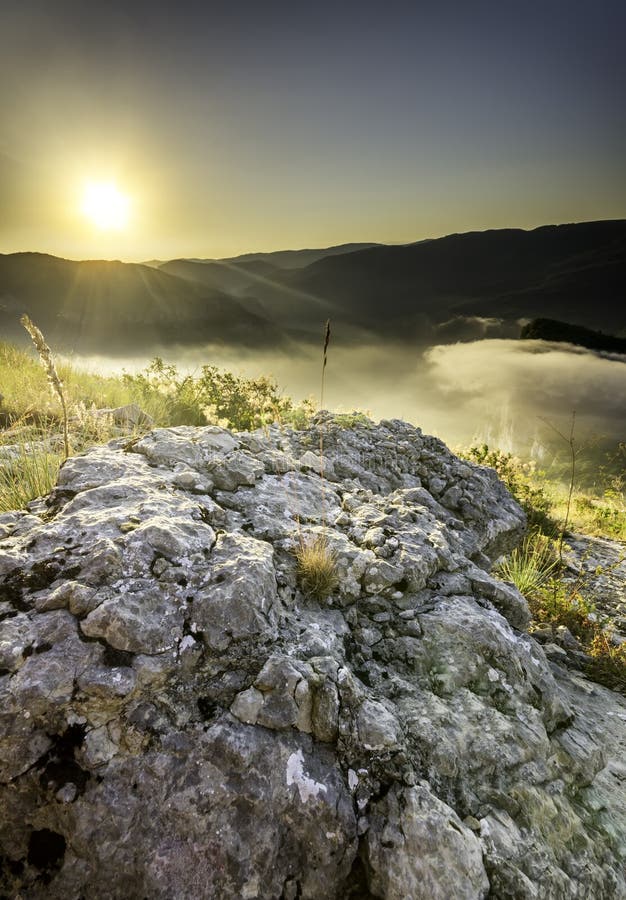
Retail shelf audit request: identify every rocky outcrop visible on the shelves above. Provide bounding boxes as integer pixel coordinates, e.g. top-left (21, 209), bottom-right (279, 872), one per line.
top-left (0, 415), bottom-right (624, 898)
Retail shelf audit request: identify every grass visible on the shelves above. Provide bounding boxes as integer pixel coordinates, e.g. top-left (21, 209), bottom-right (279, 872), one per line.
top-left (0, 440), bottom-right (62, 513)
top-left (0, 342), bottom-right (135, 421)
top-left (495, 529), bottom-right (626, 694)
top-left (495, 532), bottom-right (559, 596)
top-left (469, 438), bottom-right (626, 694)
top-left (294, 535), bottom-right (339, 600)
top-left (292, 322), bottom-right (339, 601)
top-left (459, 442), bottom-right (626, 542)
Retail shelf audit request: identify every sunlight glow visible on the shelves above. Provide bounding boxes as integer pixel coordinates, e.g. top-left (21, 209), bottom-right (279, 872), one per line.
top-left (81, 181), bottom-right (130, 230)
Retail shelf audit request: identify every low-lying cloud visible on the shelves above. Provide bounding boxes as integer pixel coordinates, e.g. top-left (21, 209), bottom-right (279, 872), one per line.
top-left (72, 337), bottom-right (626, 471)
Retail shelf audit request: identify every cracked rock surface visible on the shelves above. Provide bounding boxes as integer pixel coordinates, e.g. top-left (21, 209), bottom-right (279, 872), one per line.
top-left (0, 415), bottom-right (625, 898)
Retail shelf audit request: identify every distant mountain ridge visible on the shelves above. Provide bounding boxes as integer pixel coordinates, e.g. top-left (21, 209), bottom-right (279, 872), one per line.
top-left (521, 318), bottom-right (626, 354)
top-left (0, 252), bottom-right (281, 353)
top-left (1, 221), bottom-right (624, 353)
top-left (255, 219), bottom-right (626, 337)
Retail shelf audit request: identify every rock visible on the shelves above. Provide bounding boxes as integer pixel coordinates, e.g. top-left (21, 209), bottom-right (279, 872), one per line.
top-left (357, 700), bottom-right (401, 751)
top-left (367, 782), bottom-right (490, 899)
top-left (92, 403), bottom-right (154, 427)
top-left (555, 625), bottom-right (582, 651)
top-left (0, 415), bottom-right (624, 899)
top-left (230, 686), bottom-right (265, 725)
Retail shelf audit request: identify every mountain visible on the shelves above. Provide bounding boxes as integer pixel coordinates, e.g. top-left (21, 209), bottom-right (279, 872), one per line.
top-left (0, 253), bottom-right (281, 353)
top-left (240, 220), bottom-right (626, 340)
top-left (521, 318), bottom-right (626, 353)
top-left (159, 258), bottom-right (285, 298)
top-left (158, 242), bottom-right (385, 306)
top-left (1, 221), bottom-right (624, 355)
top-left (213, 242), bottom-right (383, 269)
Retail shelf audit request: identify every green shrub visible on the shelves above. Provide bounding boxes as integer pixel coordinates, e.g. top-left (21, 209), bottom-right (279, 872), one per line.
top-left (122, 358), bottom-right (314, 431)
top-left (333, 412), bottom-right (371, 429)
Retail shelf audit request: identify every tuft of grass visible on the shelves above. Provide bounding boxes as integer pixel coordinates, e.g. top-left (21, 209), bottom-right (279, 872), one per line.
top-left (495, 532), bottom-right (559, 596)
top-left (0, 442), bottom-right (62, 512)
top-left (496, 533), bottom-right (626, 693)
top-left (295, 536), bottom-right (339, 600)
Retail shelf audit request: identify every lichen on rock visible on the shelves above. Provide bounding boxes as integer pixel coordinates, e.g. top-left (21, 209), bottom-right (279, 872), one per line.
top-left (0, 414), bottom-right (624, 898)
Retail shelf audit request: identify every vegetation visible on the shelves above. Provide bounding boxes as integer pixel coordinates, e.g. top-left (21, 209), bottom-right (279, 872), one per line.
top-left (294, 535), bottom-right (339, 600)
top-left (0, 440), bottom-right (62, 513)
top-left (0, 343), bottom-right (315, 433)
top-left (293, 320), bottom-right (339, 600)
top-left (459, 442), bottom-right (626, 541)
top-left (122, 358), bottom-right (315, 431)
top-left (498, 535), bottom-right (626, 694)
top-left (521, 317), bottom-right (626, 355)
top-left (476, 442), bottom-right (626, 694)
top-left (20, 315), bottom-right (70, 459)
top-left (0, 342), bottom-right (315, 510)
top-left (495, 532), bottom-right (559, 596)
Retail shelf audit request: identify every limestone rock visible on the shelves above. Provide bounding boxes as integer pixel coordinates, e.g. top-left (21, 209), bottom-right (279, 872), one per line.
top-left (0, 415), bottom-right (624, 898)
top-left (367, 782), bottom-right (490, 899)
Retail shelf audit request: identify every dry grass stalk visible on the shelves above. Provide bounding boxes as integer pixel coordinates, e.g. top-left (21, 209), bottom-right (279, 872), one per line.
top-left (20, 315), bottom-right (69, 458)
top-left (294, 323), bottom-right (339, 599)
top-left (539, 411), bottom-right (577, 563)
top-left (319, 320), bottom-right (331, 530)
top-left (295, 535), bottom-right (339, 599)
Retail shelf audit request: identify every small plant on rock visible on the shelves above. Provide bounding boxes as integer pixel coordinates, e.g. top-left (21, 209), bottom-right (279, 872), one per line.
top-left (294, 321), bottom-right (339, 600)
top-left (295, 535), bottom-right (339, 600)
top-left (495, 531), bottom-right (559, 597)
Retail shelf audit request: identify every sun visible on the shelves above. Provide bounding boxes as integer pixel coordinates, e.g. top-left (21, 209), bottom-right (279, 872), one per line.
top-left (81, 181), bottom-right (130, 230)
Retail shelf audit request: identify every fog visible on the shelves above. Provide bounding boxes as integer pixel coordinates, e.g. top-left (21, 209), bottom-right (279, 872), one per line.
top-left (70, 337), bottom-right (626, 472)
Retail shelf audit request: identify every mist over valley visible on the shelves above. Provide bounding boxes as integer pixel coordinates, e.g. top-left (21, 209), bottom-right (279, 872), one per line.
top-left (2, 219), bottom-right (624, 469)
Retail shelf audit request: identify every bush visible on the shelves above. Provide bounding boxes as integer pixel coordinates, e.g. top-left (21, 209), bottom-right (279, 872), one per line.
top-left (122, 358), bottom-right (314, 431)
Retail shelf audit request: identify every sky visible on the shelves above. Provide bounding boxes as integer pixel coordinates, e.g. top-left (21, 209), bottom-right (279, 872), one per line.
top-left (1, 0), bottom-right (625, 261)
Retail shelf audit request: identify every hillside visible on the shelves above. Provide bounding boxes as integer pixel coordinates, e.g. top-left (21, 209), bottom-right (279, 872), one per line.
top-left (163, 220), bottom-right (626, 343)
top-left (216, 241), bottom-right (383, 269)
top-left (1, 221), bottom-right (625, 353)
top-left (246, 219), bottom-right (626, 339)
top-left (521, 318), bottom-right (626, 353)
top-left (0, 253), bottom-right (281, 353)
